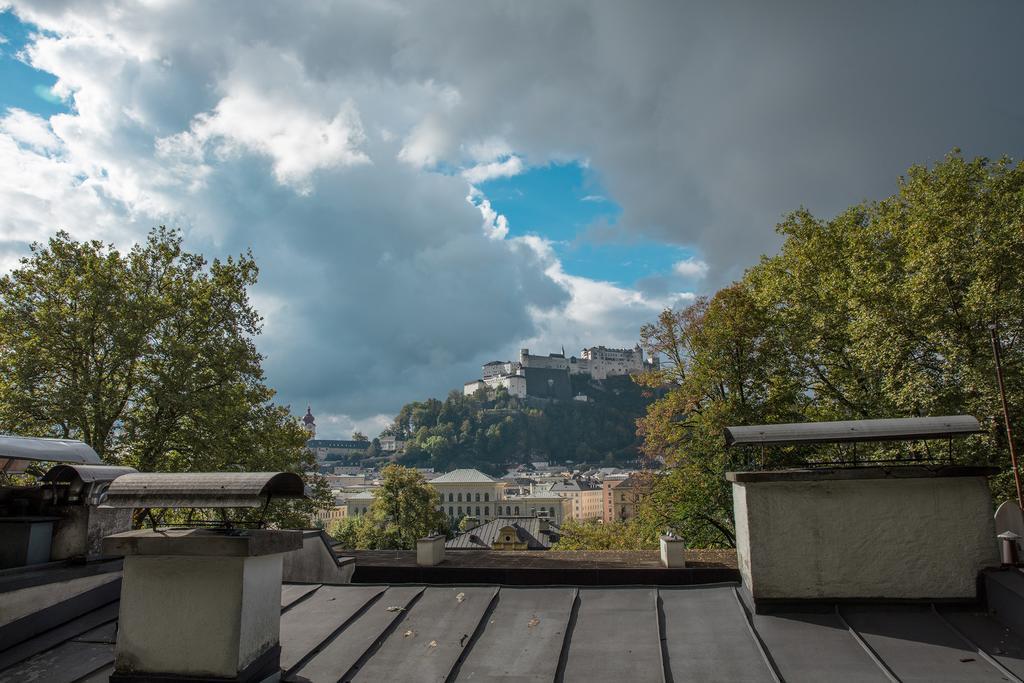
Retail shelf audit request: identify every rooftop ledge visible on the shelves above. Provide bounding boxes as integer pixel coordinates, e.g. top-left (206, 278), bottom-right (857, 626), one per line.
top-left (726, 464), bottom-right (999, 483)
top-left (102, 528), bottom-right (303, 557)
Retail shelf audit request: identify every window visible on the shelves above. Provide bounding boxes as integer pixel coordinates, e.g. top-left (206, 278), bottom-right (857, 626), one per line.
top-left (458, 506), bottom-right (463, 515)
top-left (449, 507), bottom-right (454, 516)
top-left (448, 493), bottom-right (453, 502)
top-left (457, 493), bottom-right (462, 502)
top-left (514, 506), bottom-right (520, 515)
top-left (475, 493), bottom-right (480, 502)
top-left (549, 507), bottom-right (555, 516)
top-left (476, 506), bottom-right (480, 516)
top-left (484, 493), bottom-right (489, 502)
top-left (484, 506), bottom-right (489, 516)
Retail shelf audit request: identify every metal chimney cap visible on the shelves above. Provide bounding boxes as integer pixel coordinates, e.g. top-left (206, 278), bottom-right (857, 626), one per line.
top-left (100, 471), bottom-right (309, 509)
top-left (998, 531), bottom-right (1022, 540)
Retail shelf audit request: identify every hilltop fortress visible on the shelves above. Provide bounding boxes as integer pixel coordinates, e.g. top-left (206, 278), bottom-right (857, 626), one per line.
top-left (464, 345), bottom-right (658, 400)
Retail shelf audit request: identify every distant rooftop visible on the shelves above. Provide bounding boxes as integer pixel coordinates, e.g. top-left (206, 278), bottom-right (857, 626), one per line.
top-left (306, 439), bottom-right (369, 449)
top-left (429, 468), bottom-right (498, 484)
top-left (447, 516), bottom-right (562, 550)
top-left (724, 415), bottom-right (982, 446)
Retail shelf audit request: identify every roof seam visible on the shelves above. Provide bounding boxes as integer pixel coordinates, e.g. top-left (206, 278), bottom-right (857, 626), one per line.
top-left (930, 604), bottom-right (1024, 683)
top-left (553, 587), bottom-right (581, 683)
top-left (833, 604), bottom-right (900, 683)
top-left (731, 587), bottom-right (783, 683)
top-left (336, 585), bottom-right (427, 682)
top-left (443, 586), bottom-right (501, 683)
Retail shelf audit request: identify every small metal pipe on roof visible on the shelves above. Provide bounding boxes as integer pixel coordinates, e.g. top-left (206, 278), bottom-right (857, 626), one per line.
top-left (723, 415), bottom-right (982, 447)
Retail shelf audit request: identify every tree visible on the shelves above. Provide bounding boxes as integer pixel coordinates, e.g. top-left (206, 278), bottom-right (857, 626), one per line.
top-left (635, 151), bottom-right (1024, 546)
top-left (329, 465), bottom-right (447, 549)
top-left (352, 431), bottom-right (369, 442)
top-left (554, 519), bottom-right (655, 550)
top-left (0, 228), bottom-right (327, 524)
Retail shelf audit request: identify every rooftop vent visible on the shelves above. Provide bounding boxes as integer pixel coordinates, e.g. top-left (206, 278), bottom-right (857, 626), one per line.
top-left (101, 471), bottom-right (307, 682)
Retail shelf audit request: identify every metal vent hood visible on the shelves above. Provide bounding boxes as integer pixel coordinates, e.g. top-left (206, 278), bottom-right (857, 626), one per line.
top-left (100, 471), bottom-right (309, 508)
top-left (724, 415), bottom-right (982, 447)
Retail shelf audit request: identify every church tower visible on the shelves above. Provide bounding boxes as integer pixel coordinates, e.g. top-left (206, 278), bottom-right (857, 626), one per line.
top-left (302, 405), bottom-right (316, 439)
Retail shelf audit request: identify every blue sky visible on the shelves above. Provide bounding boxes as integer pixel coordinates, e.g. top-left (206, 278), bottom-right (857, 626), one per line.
top-left (478, 162), bottom-right (696, 288)
top-left (0, 10), bottom-right (68, 118)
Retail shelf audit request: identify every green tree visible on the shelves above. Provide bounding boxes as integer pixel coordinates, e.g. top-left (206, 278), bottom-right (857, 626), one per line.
top-left (0, 227), bottom-right (327, 525)
top-left (636, 151), bottom-right (1024, 546)
top-left (330, 464), bottom-right (447, 549)
top-left (554, 519), bottom-right (656, 550)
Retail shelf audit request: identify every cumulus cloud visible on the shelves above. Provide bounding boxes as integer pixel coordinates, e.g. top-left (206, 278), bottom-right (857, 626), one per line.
top-left (461, 155), bottom-right (524, 184)
top-left (673, 257), bottom-right (709, 280)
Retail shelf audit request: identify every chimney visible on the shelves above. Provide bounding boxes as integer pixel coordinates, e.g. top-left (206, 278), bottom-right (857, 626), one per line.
top-left (100, 472), bottom-right (306, 682)
top-left (728, 465), bottom-right (1000, 612)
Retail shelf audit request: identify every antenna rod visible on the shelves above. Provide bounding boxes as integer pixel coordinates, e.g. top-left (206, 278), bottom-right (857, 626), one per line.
top-left (990, 323), bottom-right (1023, 509)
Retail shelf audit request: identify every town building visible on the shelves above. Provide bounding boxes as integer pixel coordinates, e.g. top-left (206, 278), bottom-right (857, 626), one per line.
top-left (345, 490), bottom-right (376, 517)
top-left (430, 469), bottom-right (506, 523)
top-left (607, 473), bottom-right (646, 521)
top-left (306, 439), bottom-right (369, 462)
top-left (602, 475), bottom-right (629, 522)
top-left (379, 436), bottom-right (406, 453)
top-left (550, 479), bottom-right (604, 520)
top-left (497, 494), bottom-right (572, 525)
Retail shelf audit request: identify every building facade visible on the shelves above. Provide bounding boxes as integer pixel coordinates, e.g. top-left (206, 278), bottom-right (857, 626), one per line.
top-left (550, 480), bottom-right (604, 521)
top-left (497, 495), bottom-right (572, 525)
top-left (431, 469), bottom-right (507, 523)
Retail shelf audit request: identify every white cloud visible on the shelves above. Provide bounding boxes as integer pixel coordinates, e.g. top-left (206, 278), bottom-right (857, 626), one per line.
top-left (673, 257), bottom-right (709, 279)
top-left (581, 194), bottom-right (606, 202)
top-left (0, 108), bottom-right (61, 152)
top-left (461, 155), bottom-right (523, 184)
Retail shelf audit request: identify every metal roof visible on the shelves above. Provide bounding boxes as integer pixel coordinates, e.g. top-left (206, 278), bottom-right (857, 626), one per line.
top-left (724, 415), bottom-right (982, 447)
top-left (0, 435), bottom-right (102, 473)
top-left (100, 472), bottom-right (308, 508)
top-left (446, 516), bottom-right (562, 550)
top-left (429, 468), bottom-right (499, 484)
top-left (42, 464), bottom-right (138, 484)
top-left (8, 579), bottom-right (1024, 682)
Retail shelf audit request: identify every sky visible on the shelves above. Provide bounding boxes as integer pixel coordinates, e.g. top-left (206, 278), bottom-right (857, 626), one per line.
top-left (1, 2), bottom-right (1022, 439)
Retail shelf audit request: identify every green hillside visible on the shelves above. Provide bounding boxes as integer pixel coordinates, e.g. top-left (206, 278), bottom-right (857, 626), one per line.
top-left (378, 374), bottom-right (656, 476)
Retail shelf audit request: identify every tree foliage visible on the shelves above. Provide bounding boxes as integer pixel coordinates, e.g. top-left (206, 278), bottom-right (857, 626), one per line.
top-left (554, 518), bottom-right (657, 550)
top-left (637, 152), bottom-right (1024, 547)
top-left (0, 228), bottom-right (327, 525)
top-left (329, 464), bottom-right (447, 549)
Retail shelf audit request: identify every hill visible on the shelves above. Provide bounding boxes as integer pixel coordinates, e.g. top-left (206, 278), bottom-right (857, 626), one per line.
top-left (379, 374), bottom-right (656, 476)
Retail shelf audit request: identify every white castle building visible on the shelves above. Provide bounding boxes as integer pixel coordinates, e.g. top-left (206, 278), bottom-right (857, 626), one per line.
top-left (464, 344), bottom-right (657, 397)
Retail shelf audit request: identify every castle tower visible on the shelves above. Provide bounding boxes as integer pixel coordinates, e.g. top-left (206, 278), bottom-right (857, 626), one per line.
top-left (302, 405), bottom-right (316, 439)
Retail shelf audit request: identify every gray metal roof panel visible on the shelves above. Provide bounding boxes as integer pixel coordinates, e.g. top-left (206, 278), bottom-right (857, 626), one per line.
top-left (724, 415), bottom-right (982, 446)
top-left (349, 586), bottom-right (497, 682)
top-left (291, 585), bottom-right (424, 683)
top-left (279, 584), bottom-right (385, 674)
top-left (561, 588), bottom-right (663, 683)
top-left (452, 587), bottom-right (576, 682)
top-left (660, 586), bottom-right (774, 681)
top-left (841, 606), bottom-right (1007, 682)
top-left (751, 610), bottom-right (888, 681)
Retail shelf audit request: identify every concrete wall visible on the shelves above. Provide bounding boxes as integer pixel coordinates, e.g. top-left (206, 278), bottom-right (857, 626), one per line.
top-left (282, 531), bottom-right (354, 584)
top-left (733, 476), bottom-right (999, 601)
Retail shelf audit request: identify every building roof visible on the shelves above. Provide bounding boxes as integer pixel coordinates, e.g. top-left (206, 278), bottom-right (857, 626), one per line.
top-left (446, 517), bottom-right (562, 550)
top-left (429, 468), bottom-right (498, 484)
top-left (10, 575), bottom-right (1024, 683)
top-left (550, 479), bottom-right (598, 492)
top-left (346, 490), bottom-right (376, 501)
top-left (723, 415), bottom-right (982, 446)
top-left (306, 439), bottom-right (369, 449)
